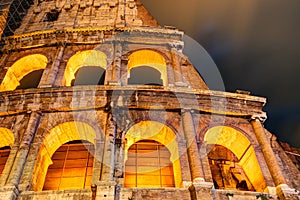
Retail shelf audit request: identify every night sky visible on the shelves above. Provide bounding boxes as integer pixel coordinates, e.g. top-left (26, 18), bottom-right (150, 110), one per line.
top-left (141, 0), bottom-right (300, 147)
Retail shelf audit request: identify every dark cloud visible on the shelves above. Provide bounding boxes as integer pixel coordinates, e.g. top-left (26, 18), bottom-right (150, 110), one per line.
top-left (141, 0), bottom-right (300, 147)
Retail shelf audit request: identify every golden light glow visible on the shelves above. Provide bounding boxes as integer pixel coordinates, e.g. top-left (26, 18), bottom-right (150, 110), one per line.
top-left (63, 50), bottom-right (107, 86)
top-left (125, 140), bottom-right (175, 188)
top-left (128, 50), bottom-right (167, 86)
top-left (0, 54), bottom-right (47, 91)
top-left (43, 141), bottom-right (94, 191)
top-left (204, 126), bottom-right (266, 192)
top-left (0, 128), bottom-right (14, 147)
top-left (125, 121), bottom-right (182, 187)
top-left (32, 121), bottom-right (96, 191)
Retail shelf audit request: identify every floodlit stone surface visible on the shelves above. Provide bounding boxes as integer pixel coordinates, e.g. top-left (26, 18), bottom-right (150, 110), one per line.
top-left (0, 0), bottom-right (299, 199)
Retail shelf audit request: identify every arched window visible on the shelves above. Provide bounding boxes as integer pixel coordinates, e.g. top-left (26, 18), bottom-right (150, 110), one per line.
top-left (127, 50), bottom-right (167, 86)
top-left (71, 66), bottom-right (105, 86)
top-left (32, 122), bottom-right (97, 191)
top-left (0, 146), bottom-right (11, 176)
top-left (43, 140), bottom-right (94, 191)
top-left (125, 140), bottom-right (175, 188)
top-left (204, 126), bottom-right (267, 192)
top-left (207, 144), bottom-right (254, 191)
top-left (124, 121), bottom-right (182, 188)
top-left (0, 54), bottom-right (47, 92)
top-left (16, 69), bottom-right (44, 89)
top-left (0, 128), bottom-right (14, 177)
top-left (127, 66), bottom-right (163, 86)
top-left (63, 50), bottom-right (107, 86)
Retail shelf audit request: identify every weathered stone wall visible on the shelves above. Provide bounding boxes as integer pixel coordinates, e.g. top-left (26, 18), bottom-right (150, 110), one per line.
top-left (0, 1), bottom-right (299, 200)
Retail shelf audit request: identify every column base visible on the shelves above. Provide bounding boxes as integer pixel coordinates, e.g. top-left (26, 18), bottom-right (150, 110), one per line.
top-left (276, 184), bottom-right (299, 200)
top-left (95, 181), bottom-right (116, 200)
top-left (264, 186), bottom-right (277, 196)
top-left (189, 181), bottom-right (214, 200)
top-left (108, 80), bottom-right (121, 86)
top-left (175, 82), bottom-right (188, 87)
top-left (0, 185), bottom-right (19, 200)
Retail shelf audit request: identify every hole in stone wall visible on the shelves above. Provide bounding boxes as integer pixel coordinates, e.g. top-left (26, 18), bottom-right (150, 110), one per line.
top-left (207, 144), bottom-right (255, 191)
top-left (43, 10), bottom-right (60, 22)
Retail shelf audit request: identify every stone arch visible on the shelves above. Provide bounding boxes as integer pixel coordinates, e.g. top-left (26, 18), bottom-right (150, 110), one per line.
top-left (63, 50), bottom-right (107, 86)
top-left (127, 50), bottom-right (167, 86)
top-left (200, 123), bottom-right (258, 145)
top-left (124, 120), bottom-right (182, 187)
top-left (204, 126), bottom-right (267, 192)
top-left (32, 121), bottom-right (97, 191)
top-left (0, 54), bottom-right (48, 91)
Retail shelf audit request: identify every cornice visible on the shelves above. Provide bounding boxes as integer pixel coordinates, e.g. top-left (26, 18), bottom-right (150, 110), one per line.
top-left (1, 26), bottom-right (184, 51)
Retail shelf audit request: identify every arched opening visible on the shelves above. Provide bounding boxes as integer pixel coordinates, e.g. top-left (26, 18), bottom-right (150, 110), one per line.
top-left (16, 69), bottom-right (44, 89)
top-left (125, 121), bottom-right (182, 188)
top-left (0, 54), bottom-right (48, 92)
top-left (125, 140), bottom-right (175, 188)
top-left (204, 126), bottom-right (267, 192)
top-left (127, 66), bottom-right (163, 86)
top-left (0, 128), bottom-right (14, 177)
top-left (208, 144), bottom-right (254, 191)
top-left (127, 50), bottom-right (167, 86)
top-left (43, 140), bottom-right (94, 191)
top-left (32, 122), bottom-right (97, 191)
top-left (63, 50), bottom-right (107, 86)
top-left (0, 146), bottom-right (11, 176)
top-left (71, 66), bottom-right (105, 86)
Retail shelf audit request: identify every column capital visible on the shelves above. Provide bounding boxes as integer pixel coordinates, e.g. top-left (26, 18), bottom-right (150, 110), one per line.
top-left (251, 112), bottom-right (267, 123)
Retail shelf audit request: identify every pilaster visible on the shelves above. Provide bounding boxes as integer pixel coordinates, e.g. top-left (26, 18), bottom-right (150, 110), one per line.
top-left (251, 116), bottom-right (298, 199)
top-left (6, 112), bottom-right (41, 187)
top-left (100, 112), bottom-right (116, 182)
top-left (109, 41), bottom-right (122, 85)
top-left (39, 44), bottom-right (65, 88)
top-left (181, 109), bottom-right (204, 182)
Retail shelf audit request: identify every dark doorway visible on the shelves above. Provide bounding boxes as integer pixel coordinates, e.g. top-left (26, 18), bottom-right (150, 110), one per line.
top-left (128, 66), bottom-right (163, 86)
top-left (71, 66), bottom-right (106, 86)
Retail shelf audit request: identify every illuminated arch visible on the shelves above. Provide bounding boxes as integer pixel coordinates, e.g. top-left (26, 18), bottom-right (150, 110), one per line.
top-left (0, 128), bottom-right (14, 176)
top-left (0, 54), bottom-right (47, 91)
top-left (204, 126), bottom-right (267, 192)
top-left (0, 128), bottom-right (14, 147)
top-left (32, 121), bottom-right (97, 191)
top-left (127, 50), bottom-right (167, 86)
top-left (125, 121), bottom-right (182, 187)
top-left (63, 50), bottom-right (107, 86)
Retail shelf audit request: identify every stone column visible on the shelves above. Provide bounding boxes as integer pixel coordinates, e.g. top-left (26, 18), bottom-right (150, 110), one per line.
top-left (100, 112), bottom-right (116, 181)
top-left (109, 42), bottom-right (122, 85)
top-left (6, 112), bottom-right (41, 187)
top-left (177, 139), bottom-right (192, 187)
top-left (251, 116), bottom-right (286, 186)
top-left (182, 110), bottom-right (204, 182)
top-left (92, 139), bottom-right (105, 185)
top-left (166, 61), bottom-right (175, 87)
top-left (39, 44), bottom-right (65, 88)
top-left (251, 116), bottom-right (298, 199)
top-left (171, 48), bottom-right (184, 85)
top-left (96, 113), bottom-right (116, 200)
